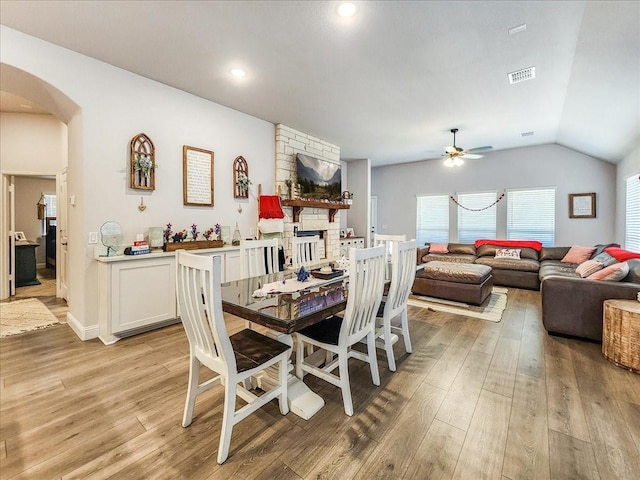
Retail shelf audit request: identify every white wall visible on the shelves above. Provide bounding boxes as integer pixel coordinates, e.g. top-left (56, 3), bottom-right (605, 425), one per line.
top-left (346, 159), bottom-right (371, 245)
top-left (615, 145), bottom-right (640, 247)
top-left (372, 144), bottom-right (617, 246)
top-left (1, 26), bottom-right (275, 339)
top-left (0, 113), bottom-right (67, 172)
top-left (14, 176), bottom-right (56, 265)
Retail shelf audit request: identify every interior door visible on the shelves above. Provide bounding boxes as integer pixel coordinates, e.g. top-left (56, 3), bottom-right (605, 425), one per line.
top-left (1, 175), bottom-right (17, 298)
top-left (57, 169), bottom-right (69, 300)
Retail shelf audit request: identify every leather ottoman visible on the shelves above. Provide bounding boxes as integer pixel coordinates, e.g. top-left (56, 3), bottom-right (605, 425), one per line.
top-left (412, 261), bottom-right (493, 305)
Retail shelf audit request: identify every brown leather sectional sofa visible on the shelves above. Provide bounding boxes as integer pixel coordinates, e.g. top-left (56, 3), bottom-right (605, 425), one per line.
top-left (414, 242), bottom-right (640, 341)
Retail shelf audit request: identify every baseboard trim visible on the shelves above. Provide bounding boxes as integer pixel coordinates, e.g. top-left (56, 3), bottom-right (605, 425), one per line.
top-left (66, 312), bottom-right (99, 341)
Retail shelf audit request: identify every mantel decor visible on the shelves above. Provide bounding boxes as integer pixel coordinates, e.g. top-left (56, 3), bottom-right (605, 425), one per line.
top-left (163, 240), bottom-right (223, 252)
top-left (282, 199), bottom-right (349, 223)
top-left (183, 145), bottom-right (214, 207)
top-left (130, 133), bottom-right (155, 190)
top-left (233, 156), bottom-right (249, 199)
top-left (569, 192), bottom-right (596, 218)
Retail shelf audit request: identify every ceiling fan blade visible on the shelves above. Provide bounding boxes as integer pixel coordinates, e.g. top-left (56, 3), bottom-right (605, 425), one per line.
top-left (466, 146), bottom-right (493, 153)
top-left (461, 153), bottom-right (483, 159)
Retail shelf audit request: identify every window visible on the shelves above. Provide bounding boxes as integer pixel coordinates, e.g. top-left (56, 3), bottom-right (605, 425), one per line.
top-left (42, 194), bottom-right (57, 235)
top-left (44, 194), bottom-right (57, 218)
top-left (457, 192), bottom-right (497, 243)
top-left (416, 195), bottom-right (449, 245)
top-left (507, 188), bottom-right (555, 246)
top-left (626, 175), bottom-right (640, 251)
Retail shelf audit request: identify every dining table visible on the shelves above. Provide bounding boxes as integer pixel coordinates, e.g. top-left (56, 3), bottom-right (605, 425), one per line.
top-left (220, 268), bottom-right (349, 419)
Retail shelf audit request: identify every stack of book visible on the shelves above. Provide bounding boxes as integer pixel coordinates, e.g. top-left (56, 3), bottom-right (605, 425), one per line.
top-left (126, 240), bottom-right (151, 255)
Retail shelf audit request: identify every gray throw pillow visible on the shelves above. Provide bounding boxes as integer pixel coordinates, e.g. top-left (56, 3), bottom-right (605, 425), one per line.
top-left (591, 252), bottom-right (618, 267)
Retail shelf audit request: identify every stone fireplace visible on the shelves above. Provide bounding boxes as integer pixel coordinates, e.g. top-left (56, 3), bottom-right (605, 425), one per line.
top-left (275, 124), bottom-right (342, 264)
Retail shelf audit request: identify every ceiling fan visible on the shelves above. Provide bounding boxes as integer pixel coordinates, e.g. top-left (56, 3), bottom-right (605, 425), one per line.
top-left (442, 128), bottom-right (493, 167)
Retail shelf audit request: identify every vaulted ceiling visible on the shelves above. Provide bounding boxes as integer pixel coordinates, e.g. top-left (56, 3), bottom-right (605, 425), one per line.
top-left (1, 1), bottom-right (638, 166)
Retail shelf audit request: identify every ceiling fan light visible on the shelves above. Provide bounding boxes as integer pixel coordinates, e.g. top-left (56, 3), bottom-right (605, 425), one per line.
top-left (443, 157), bottom-right (455, 168)
top-left (453, 157), bottom-right (464, 167)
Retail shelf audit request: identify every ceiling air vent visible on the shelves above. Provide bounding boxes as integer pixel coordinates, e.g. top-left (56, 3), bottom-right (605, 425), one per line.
top-left (521, 131), bottom-right (534, 137)
top-left (508, 66), bottom-right (535, 84)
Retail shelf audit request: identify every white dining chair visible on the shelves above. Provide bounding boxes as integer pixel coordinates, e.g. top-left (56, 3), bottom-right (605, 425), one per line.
top-left (376, 239), bottom-right (417, 372)
top-left (295, 245), bottom-right (386, 416)
top-left (292, 235), bottom-right (320, 269)
top-left (175, 250), bottom-right (290, 464)
top-left (374, 233), bottom-right (407, 265)
top-left (240, 238), bottom-right (279, 278)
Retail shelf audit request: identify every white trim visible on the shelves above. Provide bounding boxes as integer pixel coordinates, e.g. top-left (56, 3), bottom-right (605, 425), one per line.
top-left (66, 312), bottom-right (99, 341)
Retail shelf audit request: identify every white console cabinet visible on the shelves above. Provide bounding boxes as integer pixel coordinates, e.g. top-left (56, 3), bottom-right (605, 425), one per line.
top-left (96, 246), bottom-right (239, 344)
top-left (339, 237), bottom-right (365, 257)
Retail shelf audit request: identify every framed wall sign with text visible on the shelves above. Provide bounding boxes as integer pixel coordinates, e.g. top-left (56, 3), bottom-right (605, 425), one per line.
top-left (183, 145), bottom-right (214, 207)
top-left (569, 192), bottom-right (596, 218)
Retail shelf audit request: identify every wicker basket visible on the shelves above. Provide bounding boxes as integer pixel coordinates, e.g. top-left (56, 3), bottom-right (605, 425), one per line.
top-left (602, 299), bottom-right (640, 373)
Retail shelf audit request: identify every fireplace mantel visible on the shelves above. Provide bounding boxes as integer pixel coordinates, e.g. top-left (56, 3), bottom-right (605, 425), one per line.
top-left (282, 199), bottom-right (349, 223)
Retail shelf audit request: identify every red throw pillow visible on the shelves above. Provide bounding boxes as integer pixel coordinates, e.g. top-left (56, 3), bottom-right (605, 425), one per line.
top-left (604, 247), bottom-right (640, 262)
top-left (561, 245), bottom-right (596, 264)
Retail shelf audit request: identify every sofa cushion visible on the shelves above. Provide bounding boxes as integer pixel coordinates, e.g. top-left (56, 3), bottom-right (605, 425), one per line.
top-left (624, 259), bottom-right (640, 283)
top-left (477, 244), bottom-right (538, 260)
top-left (539, 263), bottom-right (581, 279)
top-left (604, 246), bottom-right (640, 262)
top-left (495, 248), bottom-right (521, 259)
top-left (475, 256), bottom-right (540, 272)
top-left (575, 259), bottom-right (605, 278)
top-left (428, 242), bottom-right (449, 253)
top-left (447, 243), bottom-right (477, 255)
top-left (587, 262), bottom-right (630, 281)
top-left (591, 251), bottom-right (618, 267)
top-left (539, 246), bottom-right (571, 262)
top-left (561, 245), bottom-right (596, 264)
top-left (422, 253), bottom-right (477, 264)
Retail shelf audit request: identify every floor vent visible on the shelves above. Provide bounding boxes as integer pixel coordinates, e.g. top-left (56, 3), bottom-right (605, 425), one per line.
top-left (508, 66), bottom-right (535, 84)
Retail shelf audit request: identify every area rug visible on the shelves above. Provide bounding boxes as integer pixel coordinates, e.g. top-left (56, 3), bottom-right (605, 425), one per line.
top-left (0, 298), bottom-right (60, 337)
top-left (407, 287), bottom-right (508, 323)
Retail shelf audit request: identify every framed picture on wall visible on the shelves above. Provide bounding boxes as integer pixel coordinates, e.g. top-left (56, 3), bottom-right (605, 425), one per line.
top-left (183, 145), bottom-right (214, 207)
top-left (569, 192), bottom-right (596, 218)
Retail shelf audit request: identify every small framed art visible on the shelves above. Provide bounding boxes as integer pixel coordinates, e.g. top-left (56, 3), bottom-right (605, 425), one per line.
top-left (569, 192), bottom-right (596, 218)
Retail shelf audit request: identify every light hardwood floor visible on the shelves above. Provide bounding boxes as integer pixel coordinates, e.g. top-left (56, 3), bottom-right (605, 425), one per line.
top-left (1, 288), bottom-right (639, 479)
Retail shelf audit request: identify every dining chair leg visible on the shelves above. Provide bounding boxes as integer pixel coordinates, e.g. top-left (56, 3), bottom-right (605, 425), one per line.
top-left (218, 381), bottom-right (237, 464)
top-left (295, 336), bottom-right (305, 379)
top-left (401, 309), bottom-right (412, 353)
top-left (383, 317), bottom-right (396, 372)
top-left (338, 353), bottom-right (354, 416)
top-left (182, 355), bottom-right (200, 427)
top-left (278, 356), bottom-right (290, 415)
top-left (367, 331), bottom-right (381, 386)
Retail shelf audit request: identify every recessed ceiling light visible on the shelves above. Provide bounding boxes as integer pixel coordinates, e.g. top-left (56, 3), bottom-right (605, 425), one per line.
top-left (337, 2), bottom-right (356, 17)
top-left (230, 68), bottom-right (246, 78)
top-left (508, 23), bottom-right (527, 35)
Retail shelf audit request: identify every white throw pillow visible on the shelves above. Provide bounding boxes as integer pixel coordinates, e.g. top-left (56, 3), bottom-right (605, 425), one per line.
top-left (495, 248), bottom-right (521, 259)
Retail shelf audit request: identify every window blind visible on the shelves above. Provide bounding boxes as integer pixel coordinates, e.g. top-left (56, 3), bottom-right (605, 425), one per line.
top-left (507, 188), bottom-right (555, 246)
top-left (626, 175), bottom-right (640, 252)
top-left (416, 195), bottom-right (449, 245)
top-left (44, 194), bottom-right (57, 218)
top-left (457, 192), bottom-right (497, 243)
